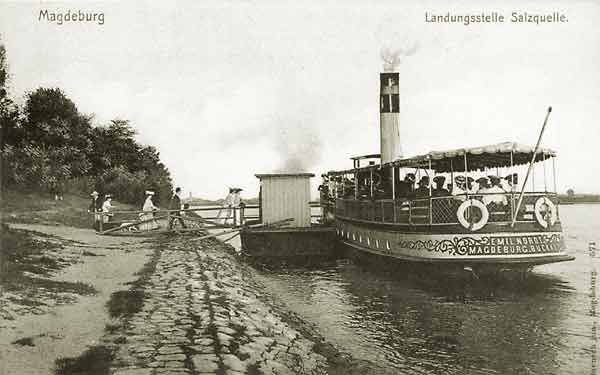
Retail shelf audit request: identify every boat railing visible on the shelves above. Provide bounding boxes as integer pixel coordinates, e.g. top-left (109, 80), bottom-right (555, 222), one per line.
top-left (333, 192), bottom-right (559, 227)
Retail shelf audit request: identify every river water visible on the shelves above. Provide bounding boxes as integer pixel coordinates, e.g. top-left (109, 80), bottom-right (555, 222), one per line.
top-left (252, 204), bottom-right (599, 375)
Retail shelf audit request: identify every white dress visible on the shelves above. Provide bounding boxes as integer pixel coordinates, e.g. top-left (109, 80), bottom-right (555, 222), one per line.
top-left (140, 196), bottom-right (158, 230)
top-left (102, 200), bottom-right (112, 223)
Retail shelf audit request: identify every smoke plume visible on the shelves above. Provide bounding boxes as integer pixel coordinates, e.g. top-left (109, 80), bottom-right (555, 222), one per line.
top-left (273, 123), bottom-right (322, 173)
top-left (381, 43), bottom-right (419, 71)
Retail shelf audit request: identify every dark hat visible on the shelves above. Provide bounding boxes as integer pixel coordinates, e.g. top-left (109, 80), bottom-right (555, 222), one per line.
top-left (405, 173), bottom-right (416, 181)
top-left (433, 176), bottom-right (446, 184)
top-left (475, 177), bottom-right (488, 184)
top-left (454, 176), bottom-right (466, 184)
top-left (420, 176), bottom-right (430, 182)
top-left (467, 177), bottom-right (474, 183)
top-left (504, 173), bottom-right (518, 184)
top-left (488, 175), bottom-right (501, 183)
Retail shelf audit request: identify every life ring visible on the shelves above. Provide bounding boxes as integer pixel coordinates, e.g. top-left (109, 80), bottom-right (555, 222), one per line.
top-left (457, 199), bottom-right (489, 231)
top-left (534, 197), bottom-right (557, 229)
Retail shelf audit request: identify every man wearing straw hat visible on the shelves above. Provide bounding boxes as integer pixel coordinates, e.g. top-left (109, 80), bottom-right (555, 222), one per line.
top-left (87, 191), bottom-right (102, 232)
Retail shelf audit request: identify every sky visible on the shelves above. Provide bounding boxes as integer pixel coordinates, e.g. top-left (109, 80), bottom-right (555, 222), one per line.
top-left (1, 0), bottom-right (599, 199)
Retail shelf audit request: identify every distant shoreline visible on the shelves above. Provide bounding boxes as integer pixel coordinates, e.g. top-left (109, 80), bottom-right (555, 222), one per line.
top-left (558, 194), bottom-right (600, 205)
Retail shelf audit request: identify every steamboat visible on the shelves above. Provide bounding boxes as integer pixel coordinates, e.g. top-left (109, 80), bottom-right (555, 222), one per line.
top-left (321, 69), bottom-right (574, 275)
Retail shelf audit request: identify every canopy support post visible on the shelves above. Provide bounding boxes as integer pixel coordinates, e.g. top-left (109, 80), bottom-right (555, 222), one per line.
top-left (463, 152), bottom-right (468, 194)
top-left (552, 157), bottom-right (557, 193)
top-left (510, 150), bottom-right (515, 221)
top-left (450, 159), bottom-right (454, 188)
top-left (543, 151), bottom-right (548, 192)
top-left (370, 169), bottom-right (374, 198)
top-left (429, 158), bottom-right (433, 225)
top-left (391, 166), bottom-right (396, 199)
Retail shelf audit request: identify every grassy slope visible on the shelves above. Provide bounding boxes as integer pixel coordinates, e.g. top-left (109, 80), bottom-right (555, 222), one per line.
top-left (1, 190), bottom-right (137, 228)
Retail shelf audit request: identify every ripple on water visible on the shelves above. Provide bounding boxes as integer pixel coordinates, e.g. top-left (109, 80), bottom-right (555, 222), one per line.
top-left (258, 204), bottom-right (600, 375)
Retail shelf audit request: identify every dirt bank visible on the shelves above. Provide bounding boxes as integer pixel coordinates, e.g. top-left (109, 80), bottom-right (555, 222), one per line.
top-left (0, 223), bottom-right (152, 375)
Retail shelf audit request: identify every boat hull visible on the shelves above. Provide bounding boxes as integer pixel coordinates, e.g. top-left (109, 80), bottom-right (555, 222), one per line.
top-left (336, 219), bottom-right (574, 269)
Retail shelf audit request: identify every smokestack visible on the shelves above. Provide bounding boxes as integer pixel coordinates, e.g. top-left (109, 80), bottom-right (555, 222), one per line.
top-left (379, 72), bottom-right (402, 164)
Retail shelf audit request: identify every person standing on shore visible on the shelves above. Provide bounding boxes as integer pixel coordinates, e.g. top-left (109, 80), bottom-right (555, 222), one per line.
top-left (140, 191), bottom-right (159, 231)
top-left (168, 187), bottom-right (187, 230)
top-left (88, 191), bottom-right (102, 231)
top-left (102, 194), bottom-right (114, 224)
top-left (216, 188), bottom-right (235, 224)
top-left (231, 188), bottom-right (243, 225)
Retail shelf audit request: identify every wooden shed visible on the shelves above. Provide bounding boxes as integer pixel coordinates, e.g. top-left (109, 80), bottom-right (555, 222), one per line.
top-left (256, 173), bottom-right (314, 228)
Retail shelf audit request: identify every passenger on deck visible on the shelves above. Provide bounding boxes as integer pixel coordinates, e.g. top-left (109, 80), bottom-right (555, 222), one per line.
top-left (396, 173), bottom-right (416, 199)
top-left (318, 175), bottom-right (330, 202)
top-left (415, 176), bottom-right (430, 197)
top-left (502, 173), bottom-right (518, 192)
top-left (451, 176), bottom-right (467, 201)
top-left (466, 177), bottom-right (475, 193)
top-left (483, 176), bottom-right (508, 206)
top-left (473, 177), bottom-right (489, 194)
top-left (432, 176), bottom-right (449, 196)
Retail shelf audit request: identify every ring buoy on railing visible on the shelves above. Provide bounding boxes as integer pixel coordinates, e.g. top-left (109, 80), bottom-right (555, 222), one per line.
top-left (457, 199), bottom-right (489, 231)
top-left (534, 197), bottom-right (557, 229)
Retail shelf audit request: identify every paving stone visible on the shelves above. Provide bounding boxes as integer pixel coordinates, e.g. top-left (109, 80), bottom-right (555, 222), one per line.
top-left (192, 355), bottom-right (220, 372)
top-left (221, 354), bottom-right (246, 372)
top-left (158, 346), bottom-right (184, 355)
top-left (187, 345), bottom-right (214, 354)
top-left (194, 338), bottom-right (214, 346)
top-left (115, 368), bottom-right (155, 375)
top-left (155, 353), bottom-right (186, 362)
top-left (218, 326), bottom-right (237, 336)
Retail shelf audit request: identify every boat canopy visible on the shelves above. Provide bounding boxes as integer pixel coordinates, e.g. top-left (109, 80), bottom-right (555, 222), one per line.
top-left (328, 142), bottom-right (556, 175)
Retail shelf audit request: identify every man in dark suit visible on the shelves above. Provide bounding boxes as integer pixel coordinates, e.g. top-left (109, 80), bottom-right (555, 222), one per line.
top-left (168, 187), bottom-right (187, 230)
top-left (87, 191), bottom-right (103, 231)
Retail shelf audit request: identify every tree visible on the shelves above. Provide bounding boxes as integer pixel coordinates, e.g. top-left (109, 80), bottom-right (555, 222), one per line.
top-left (22, 88), bottom-right (93, 178)
top-left (0, 39), bottom-right (7, 100)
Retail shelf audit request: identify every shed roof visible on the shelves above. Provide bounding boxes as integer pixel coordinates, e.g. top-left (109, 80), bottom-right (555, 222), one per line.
top-left (255, 173), bottom-right (315, 179)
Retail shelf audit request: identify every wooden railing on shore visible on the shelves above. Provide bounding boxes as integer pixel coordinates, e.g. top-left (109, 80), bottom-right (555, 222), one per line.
top-left (93, 205), bottom-right (259, 235)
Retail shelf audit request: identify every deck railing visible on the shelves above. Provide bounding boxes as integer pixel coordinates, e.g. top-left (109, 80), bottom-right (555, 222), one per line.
top-left (333, 192), bottom-right (559, 227)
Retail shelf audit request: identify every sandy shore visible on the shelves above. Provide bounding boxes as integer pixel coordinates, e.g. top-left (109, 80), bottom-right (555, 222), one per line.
top-left (0, 224), bottom-right (152, 375)
top-left (0, 224), bottom-right (369, 375)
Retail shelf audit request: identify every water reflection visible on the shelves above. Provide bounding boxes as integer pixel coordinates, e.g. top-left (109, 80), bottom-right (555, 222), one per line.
top-left (255, 205), bottom-right (600, 375)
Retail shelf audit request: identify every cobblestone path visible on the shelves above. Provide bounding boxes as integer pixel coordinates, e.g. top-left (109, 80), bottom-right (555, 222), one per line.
top-left (110, 239), bottom-right (328, 375)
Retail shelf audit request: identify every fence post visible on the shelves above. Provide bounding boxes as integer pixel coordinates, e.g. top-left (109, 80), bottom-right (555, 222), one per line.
top-left (99, 212), bottom-right (103, 233)
top-left (167, 209), bottom-right (171, 231)
top-left (240, 204), bottom-right (245, 226)
top-left (233, 207), bottom-right (238, 227)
